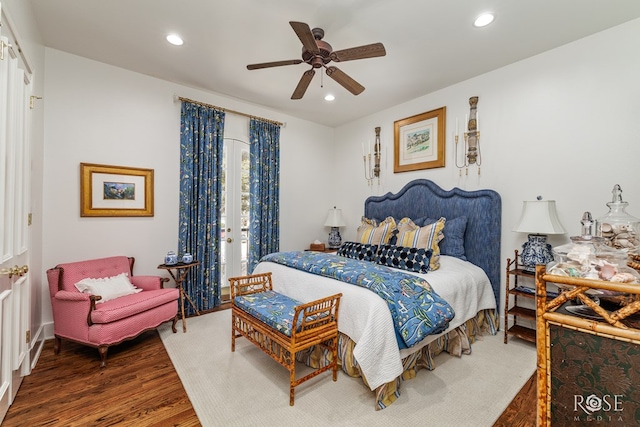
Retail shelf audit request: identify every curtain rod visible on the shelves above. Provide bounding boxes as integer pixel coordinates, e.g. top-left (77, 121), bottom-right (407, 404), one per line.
top-left (176, 96), bottom-right (285, 127)
top-left (2, 4), bottom-right (34, 77)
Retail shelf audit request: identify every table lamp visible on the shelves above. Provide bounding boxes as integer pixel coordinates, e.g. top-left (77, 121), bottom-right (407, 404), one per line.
top-left (512, 198), bottom-right (566, 273)
top-left (324, 206), bottom-right (345, 248)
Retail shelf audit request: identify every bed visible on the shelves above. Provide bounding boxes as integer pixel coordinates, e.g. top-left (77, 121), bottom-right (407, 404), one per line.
top-left (252, 179), bottom-right (501, 409)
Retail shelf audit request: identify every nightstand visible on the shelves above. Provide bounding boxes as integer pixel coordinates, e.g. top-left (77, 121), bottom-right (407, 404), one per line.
top-left (306, 247), bottom-right (338, 253)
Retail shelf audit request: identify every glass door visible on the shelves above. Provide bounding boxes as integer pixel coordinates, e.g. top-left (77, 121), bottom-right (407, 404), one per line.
top-left (220, 138), bottom-right (250, 301)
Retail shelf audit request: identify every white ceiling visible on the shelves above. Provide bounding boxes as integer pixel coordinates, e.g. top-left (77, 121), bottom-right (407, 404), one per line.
top-left (29, 0), bottom-right (640, 127)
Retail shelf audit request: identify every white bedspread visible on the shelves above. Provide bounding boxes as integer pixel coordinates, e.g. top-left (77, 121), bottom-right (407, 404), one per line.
top-left (252, 255), bottom-right (496, 391)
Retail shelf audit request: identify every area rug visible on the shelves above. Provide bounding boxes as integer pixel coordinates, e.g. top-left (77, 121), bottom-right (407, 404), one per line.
top-left (158, 310), bottom-right (535, 427)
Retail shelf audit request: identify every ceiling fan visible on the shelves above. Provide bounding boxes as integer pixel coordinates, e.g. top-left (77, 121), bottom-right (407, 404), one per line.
top-left (247, 21), bottom-right (386, 100)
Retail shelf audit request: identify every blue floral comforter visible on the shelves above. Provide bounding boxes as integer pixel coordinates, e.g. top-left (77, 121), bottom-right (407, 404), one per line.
top-left (260, 251), bottom-right (455, 348)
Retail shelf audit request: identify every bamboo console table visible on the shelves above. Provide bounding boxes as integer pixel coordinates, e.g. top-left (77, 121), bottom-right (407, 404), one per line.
top-left (536, 264), bottom-right (640, 426)
top-left (158, 261), bottom-right (200, 332)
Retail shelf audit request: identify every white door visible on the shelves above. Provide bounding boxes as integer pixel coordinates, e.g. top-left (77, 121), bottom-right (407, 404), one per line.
top-left (220, 138), bottom-right (250, 300)
top-left (0, 6), bottom-right (33, 422)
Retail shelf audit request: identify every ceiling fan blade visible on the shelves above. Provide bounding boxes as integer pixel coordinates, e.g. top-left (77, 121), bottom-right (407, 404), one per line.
top-left (291, 69), bottom-right (315, 100)
top-left (331, 43), bottom-right (386, 62)
top-left (325, 66), bottom-right (365, 95)
top-left (289, 21), bottom-right (320, 55)
top-left (247, 59), bottom-right (303, 70)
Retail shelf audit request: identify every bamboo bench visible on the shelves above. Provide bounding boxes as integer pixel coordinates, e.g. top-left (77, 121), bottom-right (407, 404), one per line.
top-left (229, 272), bottom-right (342, 406)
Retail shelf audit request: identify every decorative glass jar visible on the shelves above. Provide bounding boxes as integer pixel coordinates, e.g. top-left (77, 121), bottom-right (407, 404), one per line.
top-left (547, 212), bottom-right (640, 284)
top-left (596, 184), bottom-right (640, 254)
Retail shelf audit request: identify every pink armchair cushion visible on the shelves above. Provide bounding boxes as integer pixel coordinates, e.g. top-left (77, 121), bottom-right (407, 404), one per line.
top-left (90, 288), bottom-right (179, 324)
top-left (87, 300), bottom-right (178, 346)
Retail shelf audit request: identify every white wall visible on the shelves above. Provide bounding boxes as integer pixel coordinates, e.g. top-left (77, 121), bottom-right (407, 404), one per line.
top-left (332, 18), bottom-right (640, 315)
top-left (20, 7), bottom-right (640, 333)
top-left (41, 49), bottom-right (335, 323)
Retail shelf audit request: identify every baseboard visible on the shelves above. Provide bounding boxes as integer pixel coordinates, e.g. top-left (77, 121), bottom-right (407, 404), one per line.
top-left (28, 324), bottom-right (48, 372)
top-left (42, 321), bottom-right (55, 340)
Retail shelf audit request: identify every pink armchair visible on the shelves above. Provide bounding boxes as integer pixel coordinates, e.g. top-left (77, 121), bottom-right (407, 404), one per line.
top-left (47, 256), bottom-right (179, 367)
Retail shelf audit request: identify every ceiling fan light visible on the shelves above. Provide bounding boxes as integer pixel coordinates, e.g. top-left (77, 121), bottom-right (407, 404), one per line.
top-left (166, 34), bottom-right (184, 46)
top-left (248, 22), bottom-right (384, 99)
top-left (324, 94), bottom-right (335, 101)
top-left (474, 13), bottom-right (495, 28)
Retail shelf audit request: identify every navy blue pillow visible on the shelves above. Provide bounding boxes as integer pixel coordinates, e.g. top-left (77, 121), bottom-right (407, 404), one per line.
top-left (388, 227), bottom-right (400, 246)
top-left (375, 244), bottom-right (433, 273)
top-left (415, 216), bottom-right (468, 260)
top-left (337, 242), bottom-right (378, 262)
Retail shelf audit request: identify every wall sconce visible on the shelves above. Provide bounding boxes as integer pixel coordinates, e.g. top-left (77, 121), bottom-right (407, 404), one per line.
top-left (455, 96), bottom-right (482, 176)
top-left (363, 126), bottom-right (381, 186)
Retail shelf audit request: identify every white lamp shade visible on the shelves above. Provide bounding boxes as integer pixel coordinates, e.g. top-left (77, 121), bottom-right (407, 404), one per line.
top-left (512, 200), bottom-right (566, 234)
top-left (324, 207), bottom-right (345, 227)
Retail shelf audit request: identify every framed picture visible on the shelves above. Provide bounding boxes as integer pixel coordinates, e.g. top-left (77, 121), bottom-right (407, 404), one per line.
top-left (394, 106), bottom-right (446, 173)
top-left (80, 163), bottom-right (154, 217)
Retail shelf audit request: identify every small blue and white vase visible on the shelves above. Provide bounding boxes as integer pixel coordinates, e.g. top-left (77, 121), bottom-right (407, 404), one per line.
top-left (182, 253), bottom-right (193, 264)
top-left (520, 234), bottom-right (553, 273)
top-left (328, 227), bottom-right (342, 249)
top-left (165, 251), bottom-right (178, 265)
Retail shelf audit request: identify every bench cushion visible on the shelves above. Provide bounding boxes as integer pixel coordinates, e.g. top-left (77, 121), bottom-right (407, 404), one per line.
top-left (234, 290), bottom-right (303, 337)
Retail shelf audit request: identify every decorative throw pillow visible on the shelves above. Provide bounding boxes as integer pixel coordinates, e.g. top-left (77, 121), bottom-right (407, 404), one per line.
top-left (74, 272), bottom-right (142, 303)
top-left (387, 221), bottom-right (400, 245)
top-left (416, 216), bottom-right (468, 260)
top-left (395, 217), bottom-right (445, 271)
top-left (337, 241), bottom-right (378, 262)
top-left (375, 244), bottom-right (432, 273)
top-left (356, 216), bottom-right (397, 246)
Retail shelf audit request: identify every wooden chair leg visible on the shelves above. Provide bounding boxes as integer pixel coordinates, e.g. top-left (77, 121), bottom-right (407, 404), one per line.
top-left (54, 337), bottom-right (61, 355)
top-left (231, 313), bottom-right (236, 352)
top-left (331, 337), bottom-right (338, 382)
top-left (290, 363), bottom-right (296, 406)
top-left (171, 314), bottom-right (178, 333)
top-left (98, 345), bottom-right (109, 368)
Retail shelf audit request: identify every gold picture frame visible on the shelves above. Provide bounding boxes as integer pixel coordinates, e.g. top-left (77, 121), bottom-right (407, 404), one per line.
top-left (394, 106), bottom-right (446, 173)
top-left (80, 163), bottom-right (154, 217)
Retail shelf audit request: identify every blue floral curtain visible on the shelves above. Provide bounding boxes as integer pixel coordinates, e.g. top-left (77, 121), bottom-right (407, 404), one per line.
top-left (179, 101), bottom-right (225, 313)
top-left (248, 119), bottom-right (280, 272)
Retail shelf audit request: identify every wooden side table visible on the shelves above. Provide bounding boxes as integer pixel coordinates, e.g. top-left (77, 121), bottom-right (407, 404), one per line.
top-left (305, 248), bottom-right (339, 253)
top-left (158, 261), bottom-right (200, 332)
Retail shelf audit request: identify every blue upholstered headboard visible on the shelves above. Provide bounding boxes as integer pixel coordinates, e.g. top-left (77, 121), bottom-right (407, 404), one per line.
top-left (364, 179), bottom-right (502, 306)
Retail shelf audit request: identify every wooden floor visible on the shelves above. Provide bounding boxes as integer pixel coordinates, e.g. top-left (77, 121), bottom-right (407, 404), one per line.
top-left (3, 331), bottom-right (200, 427)
top-left (3, 327), bottom-right (535, 427)
top-left (493, 372), bottom-right (537, 427)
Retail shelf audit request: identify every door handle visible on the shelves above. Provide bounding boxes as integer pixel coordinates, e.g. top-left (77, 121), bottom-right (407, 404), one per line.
top-left (0, 265), bottom-right (29, 279)
top-left (227, 238), bottom-right (233, 243)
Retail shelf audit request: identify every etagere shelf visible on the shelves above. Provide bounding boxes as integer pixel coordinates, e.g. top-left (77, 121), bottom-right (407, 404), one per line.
top-left (504, 249), bottom-right (556, 343)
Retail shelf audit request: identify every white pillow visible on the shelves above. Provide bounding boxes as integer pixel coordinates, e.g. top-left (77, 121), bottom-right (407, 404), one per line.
top-left (74, 272), bottom-right (142, 303)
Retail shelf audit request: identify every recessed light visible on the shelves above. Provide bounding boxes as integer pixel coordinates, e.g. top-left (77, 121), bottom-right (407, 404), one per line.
top-left (324, 94), bottom-right (335, 101)
top-left (166, 34), bottom-right (184, 46)
top-left (474, 13), bottom-right (495, 28)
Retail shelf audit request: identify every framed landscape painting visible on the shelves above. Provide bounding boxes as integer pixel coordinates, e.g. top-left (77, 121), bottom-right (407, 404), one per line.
top-left (80, 163), bottom-right (154, 217)
top-left (394, 106), bottom-right (446, 173)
